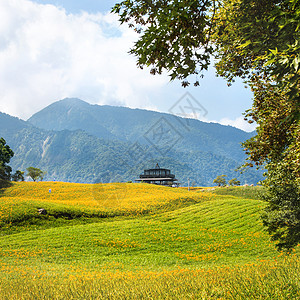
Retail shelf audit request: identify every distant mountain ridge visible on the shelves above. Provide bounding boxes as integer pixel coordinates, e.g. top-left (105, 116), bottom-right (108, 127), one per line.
top-left (0, 99), bottom-right (262, 186)
top-left (28, 99), bottom-right (115, 140)
top-left (28, 98), bottom-right (254, 161)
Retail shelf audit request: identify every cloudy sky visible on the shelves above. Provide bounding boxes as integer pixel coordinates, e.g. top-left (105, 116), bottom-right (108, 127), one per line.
top-left (0, 0), bottom-right (256, 131)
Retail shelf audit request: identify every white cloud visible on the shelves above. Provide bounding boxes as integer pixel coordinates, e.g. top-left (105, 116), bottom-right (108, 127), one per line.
top-left (0, 0), bottom-right (167, 119)
top-left (217, 116), bottom-right (257, 132)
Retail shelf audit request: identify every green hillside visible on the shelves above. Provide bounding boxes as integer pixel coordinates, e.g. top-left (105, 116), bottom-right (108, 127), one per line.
top-left (0, 183), bottom-right (299, 299)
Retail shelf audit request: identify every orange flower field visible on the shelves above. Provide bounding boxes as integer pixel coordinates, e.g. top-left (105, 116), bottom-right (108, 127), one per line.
top-left (0, 182), bottom-right (299, 299)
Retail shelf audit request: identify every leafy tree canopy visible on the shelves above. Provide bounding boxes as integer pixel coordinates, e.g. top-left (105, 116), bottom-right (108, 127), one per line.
top-left (262, 162), bottom-right (300, 251)
top-left (26, 167), bottom-right (45, 182)
top-left (113, 0), bottom-right (300, 94)
top-left (113, 0), bottom-right (215, 86)
top-left (213, 175), bottom-right (227, 187)
top-left (0, 138), bottom-right (14, 183)
top-left (12, 170), bottom-right (25, 182)
top-left (228, 178), bottom-right (241, 186)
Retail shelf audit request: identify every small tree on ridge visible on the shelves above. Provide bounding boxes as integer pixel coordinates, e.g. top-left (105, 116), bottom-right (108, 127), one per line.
top-left (228, 178), bottom-right (241, 186)
top-left (26, 167), bottom-right (45, 182)
top-left (213, 175), bottom-right (227, 187)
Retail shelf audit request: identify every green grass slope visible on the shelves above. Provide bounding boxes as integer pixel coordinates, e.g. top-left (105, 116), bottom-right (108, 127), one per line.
top-left (0, 196), bottom-right (274, 271)
top-left (0, 183), bottom-right (299, 299)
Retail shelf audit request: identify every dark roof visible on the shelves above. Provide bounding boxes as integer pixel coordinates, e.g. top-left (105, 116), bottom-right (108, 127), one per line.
top-left (144, 168), bottom-right (170, 172)
top-left (136, 178), bottom-right (178, 181)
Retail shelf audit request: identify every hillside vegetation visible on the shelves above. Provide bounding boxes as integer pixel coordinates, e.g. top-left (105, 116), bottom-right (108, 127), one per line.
top-left (211, 186), bottom-right (265, 200)
top-left (0, 183), bottom-right (299, 299)
top-left (0, 182), bottom-right (208, 231)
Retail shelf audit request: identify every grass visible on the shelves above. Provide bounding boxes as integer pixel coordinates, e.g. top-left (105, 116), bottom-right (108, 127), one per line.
top-left (0, 182), bottom-right (209, 233)
top-left (210, 185), bottom-right (265, 200)
top-left (0, 182), bottom-right (298, 299)
top-left (1, 256), bottom-right (300, 300)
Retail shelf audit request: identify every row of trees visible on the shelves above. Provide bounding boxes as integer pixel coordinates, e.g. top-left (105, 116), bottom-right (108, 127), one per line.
top-left (213, 175), bottom-right (240, 187)
top-left (113, 0), bottom-right (299, 251)
top-left (0, 138), bottom-right (45, 187)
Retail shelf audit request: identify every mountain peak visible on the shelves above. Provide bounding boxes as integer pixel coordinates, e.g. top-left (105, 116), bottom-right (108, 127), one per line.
top-left (56, 98), bottom-right (90, 107)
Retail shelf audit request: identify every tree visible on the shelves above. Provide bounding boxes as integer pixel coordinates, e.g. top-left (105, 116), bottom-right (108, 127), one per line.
top-left (213, 175), bottom-right (227, 187)
top-left (212, 0), bottom-right (299, 250)
top-left (26, 167), bottom-right (45, 182)
top-left (113, 0), bottom-right (300, 251)
top-left (213, 0), bottom-right (299, 182)
top-left (113, 0), bottom-right (299, 93)
top-left (12, 170), bottom-right (25, 182)
top-left (228, 178), bottom-right (241, 186)
top-left (0, 138), bottom-right (14, 186)
top-left (261, 163), bottom-right (300, 251)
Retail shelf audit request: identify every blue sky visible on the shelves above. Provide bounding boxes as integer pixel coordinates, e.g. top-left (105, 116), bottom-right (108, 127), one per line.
top-left (32, 0), bottom-right (117, 14)
top-left (0, 0), bottom-right (255, 131)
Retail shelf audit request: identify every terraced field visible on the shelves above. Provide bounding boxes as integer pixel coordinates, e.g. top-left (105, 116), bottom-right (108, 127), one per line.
top-left (0, 182), bottom-right (299, 299)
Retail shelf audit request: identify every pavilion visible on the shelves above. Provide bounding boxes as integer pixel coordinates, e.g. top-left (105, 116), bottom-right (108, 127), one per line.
top-left (135, 163), bottom-right (178, 186)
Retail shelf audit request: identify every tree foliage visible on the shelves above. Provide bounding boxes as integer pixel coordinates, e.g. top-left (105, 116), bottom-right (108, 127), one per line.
top-left (213, 0), bottom-right (300, 169)
top-left (12, 170), bottom-right (25, 182)
top-left (113, 0), bottom-right (300, 92)
top-left (26, 167), bottom-right (45, 182)
top-left (212, 0), bottom-right (300, 250)
top-left (112, 0), bottom-right (216, 86)
top-left (0, 138), bottom-right (14, 185)
top-left (228, 178), bottom-right (240, 186)
top-left (213, 175), bottom-right (227, 187)
top-left (242, 78), bottom-right (299, 175)
top-left (262, 163), bottom-right (300, 251)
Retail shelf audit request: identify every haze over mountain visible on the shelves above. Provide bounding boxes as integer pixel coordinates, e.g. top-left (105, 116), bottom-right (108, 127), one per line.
top-left (0, 99), bottom-right (263, 186)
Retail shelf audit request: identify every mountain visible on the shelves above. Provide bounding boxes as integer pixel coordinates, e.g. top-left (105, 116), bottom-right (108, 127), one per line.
top-left (0, 100), bottom-right (263, 186)
top-left (0, 112), bottom-right (31, 136)
top-left (28, 98), bottom-right (254, 161)
top-left (28, 99), bottom-right (115, 140)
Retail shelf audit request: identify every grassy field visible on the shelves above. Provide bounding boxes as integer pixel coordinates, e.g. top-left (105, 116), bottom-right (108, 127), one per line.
top-left (211, 185), bottom-right (265, 200)
top-left (0, 182), bottom-right (299, 299)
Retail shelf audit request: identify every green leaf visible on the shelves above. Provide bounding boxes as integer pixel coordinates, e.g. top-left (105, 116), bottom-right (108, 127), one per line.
top-left (264, 58), bottom-right (276, 67)
top-left (292, 56), bottom-right (300, 71)
top-left (269, 48), bottom-right (278, 55)
top-left (237, 40), bottom-right (251, 49)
